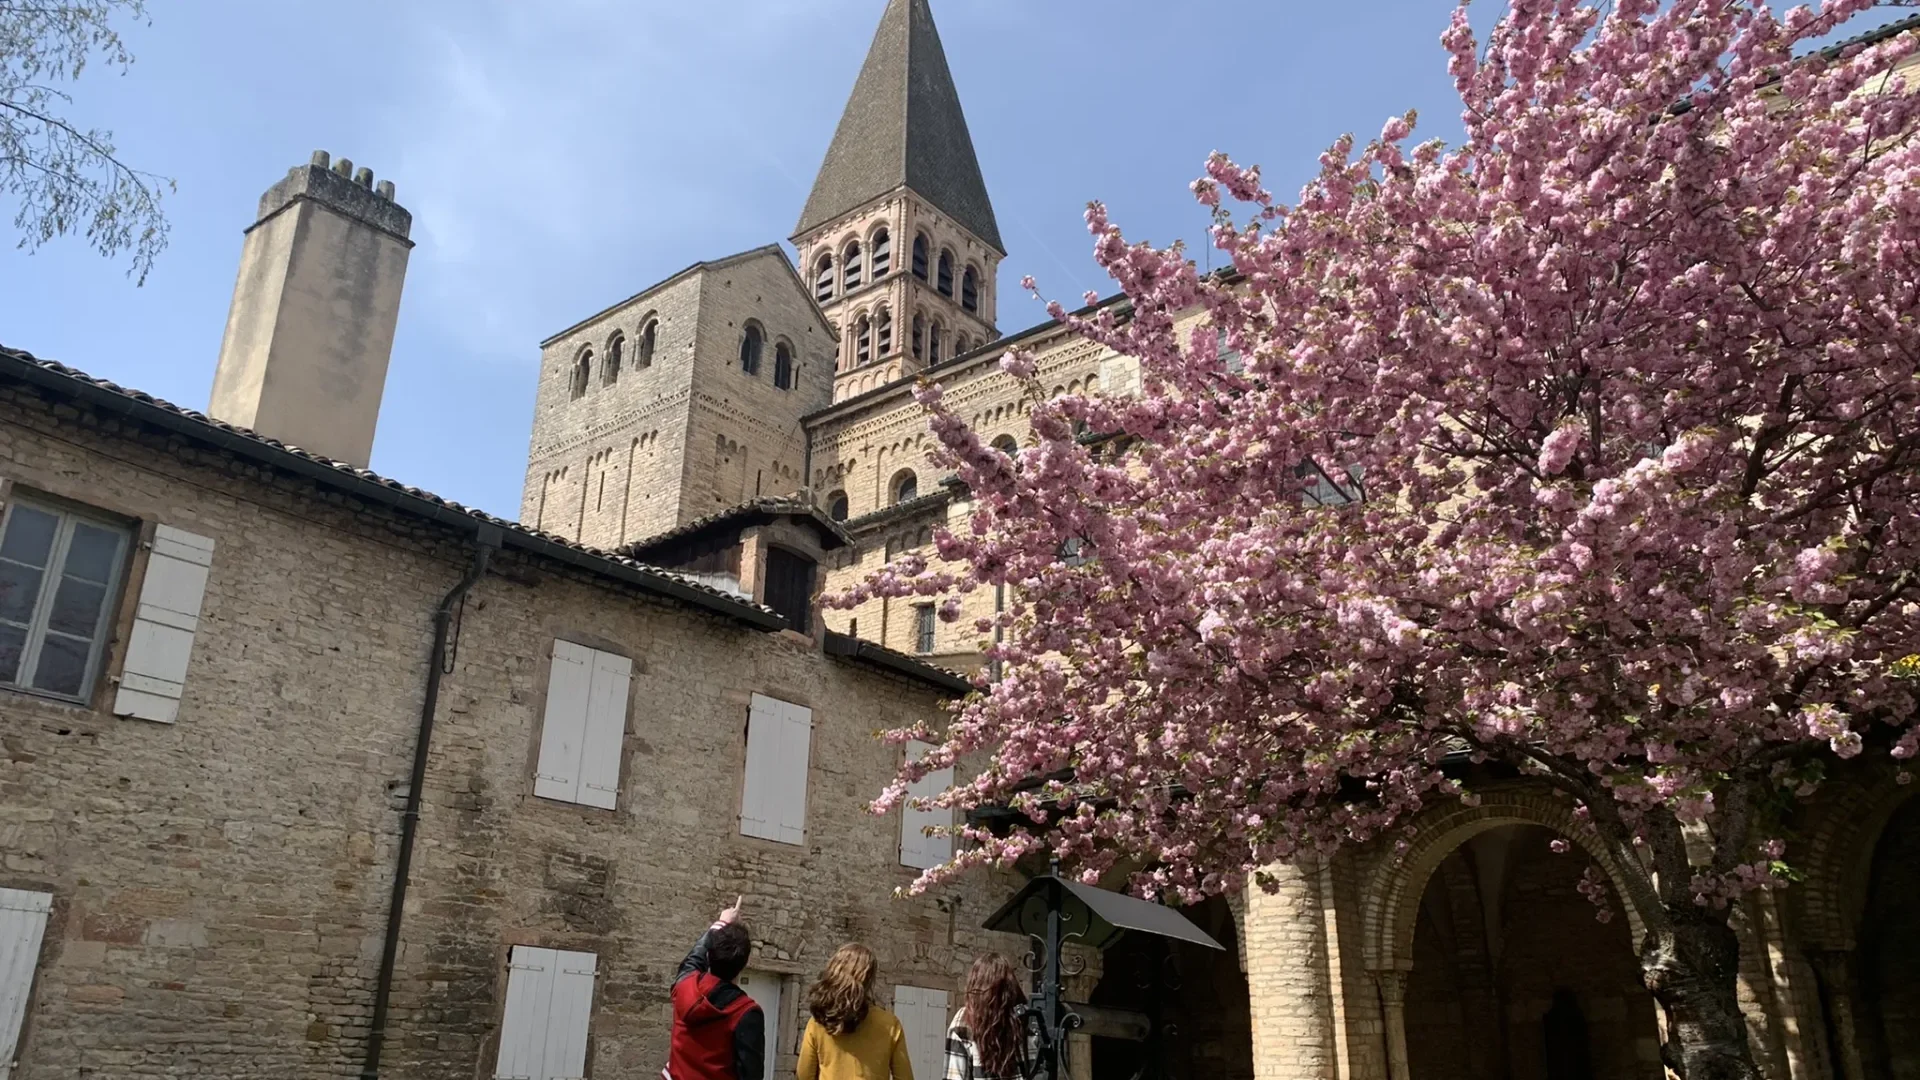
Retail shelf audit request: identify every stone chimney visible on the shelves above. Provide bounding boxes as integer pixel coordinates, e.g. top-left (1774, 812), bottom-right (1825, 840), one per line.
top-left (209, 151), bottom-right (414, 469)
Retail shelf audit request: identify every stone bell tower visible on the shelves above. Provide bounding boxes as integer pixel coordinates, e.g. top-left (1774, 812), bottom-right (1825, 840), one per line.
top-left (210, 151), bottom-right (414, 469)
top-left (792, 0), bottom-right (1005, 403)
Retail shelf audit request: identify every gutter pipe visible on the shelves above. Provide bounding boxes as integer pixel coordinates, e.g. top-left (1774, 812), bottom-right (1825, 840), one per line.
top-left (360, 523), bottom-right (502, 1078)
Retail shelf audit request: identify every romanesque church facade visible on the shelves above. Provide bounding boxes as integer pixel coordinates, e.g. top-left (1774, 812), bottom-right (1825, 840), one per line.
top-left (0, 2), bottom-right (1913, 1079)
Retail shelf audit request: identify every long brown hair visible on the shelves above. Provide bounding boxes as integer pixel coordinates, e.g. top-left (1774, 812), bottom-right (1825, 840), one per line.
top-left (807, 943), bottom-right (876, 1035)
top-left (964, 953), bottom-right (1027, 1077)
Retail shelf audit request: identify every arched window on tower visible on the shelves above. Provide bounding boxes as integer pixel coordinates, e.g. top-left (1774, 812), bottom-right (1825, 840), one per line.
top-left (814, 254), bottom-right (835, 302)
top-left (855, 314), bottom-right (872, 366)
top-left (637, 318), bottom-right (657, 369)
top-left (891, 470), bottom-right (919, 505)
top-left (571, 348), bottom-right (592, 400)
top-left (604, 333), bottom-right (624, 385)
top-left (740, 324), bottom-right (764, 376)
top-left (911, 314), bottom-right (925, 361)
top-left (912, 233), bottom-right (930, 280)
top-left (928, 322), bottom-right (944, 364)
top-left (871, 229), bottom-right (892, 278)
top-left (876, 309), bottom-right (893, 356)
top-left (991, 434), bottom-right (1019, 457)
top-left (843, 241), bottom-right (864, 290)
top-left (827, 490), bottom-right (849, 521)
top-left (962, 266), bottom-right (980, 312)
top-left (937, 251), bottom-right (954, 297)
top-left (774, 342), bottom-right (795, 391)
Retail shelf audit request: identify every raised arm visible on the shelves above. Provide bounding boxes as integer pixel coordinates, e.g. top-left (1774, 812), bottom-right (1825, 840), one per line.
top-left (675, 897), bottom-right (742, 984)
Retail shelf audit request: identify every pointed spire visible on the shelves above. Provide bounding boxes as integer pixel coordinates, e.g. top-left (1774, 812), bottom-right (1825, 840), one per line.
top-left (795, 0), bottom-right (1003, 254)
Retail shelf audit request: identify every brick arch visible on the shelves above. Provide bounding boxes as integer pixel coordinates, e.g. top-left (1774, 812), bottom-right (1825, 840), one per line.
top-left (1359, 791), bottom-right (1650, 972)
top-left (1789, 772), bottom-right (1919, 950)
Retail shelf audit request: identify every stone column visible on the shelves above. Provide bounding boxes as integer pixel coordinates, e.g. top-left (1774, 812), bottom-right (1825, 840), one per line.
top-left (1373, 970), bottom-right (1412, 1080)
top-left (1242, 861), bottom-right (1338, 1079)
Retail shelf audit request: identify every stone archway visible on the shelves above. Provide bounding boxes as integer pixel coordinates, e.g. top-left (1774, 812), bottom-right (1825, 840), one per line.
top-left (1788, 776), bottom-right (1920, 1080)
top-left (1402, 824), bottom-right (1663, 1080)
top-left (1355, 791), bottom-right (1657, 1080)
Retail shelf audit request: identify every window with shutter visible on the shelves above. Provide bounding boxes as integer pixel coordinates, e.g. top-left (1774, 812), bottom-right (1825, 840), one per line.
top-left (900, 741), bottom-right (955, 870)
top-left (763, 548), bottom-right (816, 634)
top-left (741, 694), bottom-right (810, 844)
top-left (534, 640), bottom-right (631, 810)
top-left (735, 971), bottom-right (783, 1080)
top-left (893, 985), bottom-right (950, 1080)
top-left (0, 887), bottom-right (52, 1080)
top-left (111, 523), bottom-right (213, 723)
top-left (495, 946), bottom-right (597, 1080)
top-left (0, 498), bottom-right (134, 705)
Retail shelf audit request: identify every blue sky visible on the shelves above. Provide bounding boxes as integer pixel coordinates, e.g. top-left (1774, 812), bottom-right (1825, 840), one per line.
top-left (1, 1), bottom-right (1907, 519)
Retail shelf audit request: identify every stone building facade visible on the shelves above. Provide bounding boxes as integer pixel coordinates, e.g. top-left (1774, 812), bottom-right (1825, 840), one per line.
top-left (0, 344), bottom-right (1014, 1079)
top-left (1, 2), bottom-right (1917, 1080)
top-left (505, 2), bottom-right (1920, 1077)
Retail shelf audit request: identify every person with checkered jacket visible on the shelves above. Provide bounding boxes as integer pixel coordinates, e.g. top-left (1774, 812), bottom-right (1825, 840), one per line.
top-left (943, 954), bottom-right (1030, 1080)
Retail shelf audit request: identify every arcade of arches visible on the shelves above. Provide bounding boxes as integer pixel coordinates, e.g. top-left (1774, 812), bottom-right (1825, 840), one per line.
top-left (1099, 773), bottom-right (1918, 1080)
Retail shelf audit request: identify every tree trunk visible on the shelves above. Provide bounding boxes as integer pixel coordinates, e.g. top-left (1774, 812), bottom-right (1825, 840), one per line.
top-left (1640, 915), bottom-right (1761, 1080)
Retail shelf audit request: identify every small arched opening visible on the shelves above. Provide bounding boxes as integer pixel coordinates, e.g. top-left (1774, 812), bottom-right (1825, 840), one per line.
top-left (843, 240), bottom-right (864, 291)
top-left (814, 254), bottom-right (835, 302)
top-left (890, 469), bottom-right (918, 505)
top-left (773, 341), bottom-right (795, 391)
top-left (570, 348), bottom-right (593, 400)
top-left (739, 324), bottom-right (764, 376)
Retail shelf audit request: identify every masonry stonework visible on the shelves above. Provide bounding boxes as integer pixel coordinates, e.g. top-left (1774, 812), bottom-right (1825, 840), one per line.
top-left (0, 367), bottom-right (1015, 1078)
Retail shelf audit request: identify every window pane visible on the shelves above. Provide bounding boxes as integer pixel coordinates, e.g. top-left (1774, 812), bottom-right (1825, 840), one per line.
top-left (63, 523), bottom-right (121, 583)
top-left (1, 506), bottom-right (58, 566)
top-left (31, 631), bottom-right (89, 696)
top-left (0, 560), bottom-right (45, 626)
top-left (0, 624), bottom-right (24, 684)
top-left (46, 576), bottom-right (108, 638)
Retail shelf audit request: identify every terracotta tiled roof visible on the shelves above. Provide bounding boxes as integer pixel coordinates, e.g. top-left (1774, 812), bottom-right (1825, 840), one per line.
top-left (623, 496), bottom-right (854, 556)
top-left (0, 343), bottom-right (787, 630)
top-left (824, 631), bottom-right (971, 695)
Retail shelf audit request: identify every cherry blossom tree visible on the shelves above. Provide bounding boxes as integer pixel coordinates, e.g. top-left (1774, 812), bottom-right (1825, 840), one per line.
top-left (837, 2), bottom-right (1920, 1076)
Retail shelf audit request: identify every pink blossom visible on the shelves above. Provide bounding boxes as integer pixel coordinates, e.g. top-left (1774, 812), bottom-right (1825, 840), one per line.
top-left (839, 6), bottom-right (1920, 1068)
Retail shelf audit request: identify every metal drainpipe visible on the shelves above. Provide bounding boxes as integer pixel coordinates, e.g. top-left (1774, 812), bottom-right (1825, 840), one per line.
top-left (361, 524), bottom-right (502, 1079)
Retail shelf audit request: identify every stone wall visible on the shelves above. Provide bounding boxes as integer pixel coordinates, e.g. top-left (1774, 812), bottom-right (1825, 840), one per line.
top-left (522, 248), bottom-right (834, 550)
top-left (0, 377), bottom-right (1014, 1078)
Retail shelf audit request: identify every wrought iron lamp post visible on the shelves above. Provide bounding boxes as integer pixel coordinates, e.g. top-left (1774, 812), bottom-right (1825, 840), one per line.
top-left (981, 862), bottom-right (1223, 1080)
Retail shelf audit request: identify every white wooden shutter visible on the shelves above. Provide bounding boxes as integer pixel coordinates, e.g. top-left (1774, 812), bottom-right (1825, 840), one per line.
top-left (740, 694), bottom-right (782, 841)
top-left (496, 946), bottom-right (596, 1080)
top-left (900, 741), bottom-right (955, 870)
top-left (0, 888), bottom-right (51, 1080)
top-left (542, 950), bottom-right (596, 1080)
top-left (772, 699), bottom-right (812, 845)
top-left (534, 641), bottom-right (594, 804)
top-left (576, 651), bottom-right (631, 811)
top-left (893, 985), bottom-right (949, 1080)
top-left (111, 525), bottom-right (214, 724)
top-left (497, 946), bottom-right (556, 1080)
top-left (735, 971), bottom-right (783, 1080)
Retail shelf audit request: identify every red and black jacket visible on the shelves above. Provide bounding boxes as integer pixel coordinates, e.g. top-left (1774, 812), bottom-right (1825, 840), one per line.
top-left (668, 928), bottom-right (764, 1080)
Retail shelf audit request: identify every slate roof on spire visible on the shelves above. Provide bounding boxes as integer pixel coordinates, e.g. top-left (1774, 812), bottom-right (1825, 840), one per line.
top-left (794, 0), bottom-right (1004, 254)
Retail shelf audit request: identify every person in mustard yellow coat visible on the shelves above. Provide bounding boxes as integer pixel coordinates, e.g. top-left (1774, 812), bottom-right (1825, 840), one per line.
top-left (796, 943), bottom-right (915, 1080)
